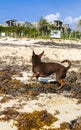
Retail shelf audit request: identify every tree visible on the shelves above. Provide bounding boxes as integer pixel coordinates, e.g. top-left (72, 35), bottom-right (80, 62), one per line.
top-left (77, 19), bottom-right (81, 31)
top-left (38, 17), bottom-right (49, 36)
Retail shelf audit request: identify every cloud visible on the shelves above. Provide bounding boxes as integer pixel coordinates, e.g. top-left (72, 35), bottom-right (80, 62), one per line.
top-left (44, 13), bottom-right (81, 30)
top-left (44, 12), bottom-right (81, 30)
top-left (64, 16), bottom-right (81, 30)
top-left (44, 13), bottom-right (60, 23)
top-left (64, 16), bottom-right (73, 24)
top-left (64, 16), bottom-right (81, 25)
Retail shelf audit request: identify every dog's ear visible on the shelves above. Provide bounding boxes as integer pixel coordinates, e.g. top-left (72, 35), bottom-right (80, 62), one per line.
top-left (39, 51), bottom-right (44, 58)
top-left (33, 50), bottom-right (35, 55)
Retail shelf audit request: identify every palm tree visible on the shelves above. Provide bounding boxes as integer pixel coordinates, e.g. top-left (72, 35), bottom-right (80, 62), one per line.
top-left (77, 19), bottom-right (81, 31)
top-left (38, 17), bottom-right (49, 36)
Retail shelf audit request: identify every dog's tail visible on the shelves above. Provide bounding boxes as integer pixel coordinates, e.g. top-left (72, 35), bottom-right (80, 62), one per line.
top-left (61, 60), bottom-right (71, 70)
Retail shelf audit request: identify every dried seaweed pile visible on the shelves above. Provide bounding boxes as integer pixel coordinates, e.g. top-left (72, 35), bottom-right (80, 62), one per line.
top-left (15, 110), bottom-right (57, 130)
top-left (0, 108), bottom-right (19, 121)
top-left (65, 71), bottom-right (81, 103)
top-left (0, 108), bottom-right (81, 130)
top-left (0, 68), bottom-right (58, 97)
top-left (0, 69), bottom-right (26, 96)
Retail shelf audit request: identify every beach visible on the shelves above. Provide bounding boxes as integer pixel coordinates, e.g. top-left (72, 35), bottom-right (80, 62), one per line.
top-left (0, 38), bottom-right (81, 130)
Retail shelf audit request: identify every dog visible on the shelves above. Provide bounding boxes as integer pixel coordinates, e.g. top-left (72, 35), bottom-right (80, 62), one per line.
top-left (30, 50), bottom-right (71, 90)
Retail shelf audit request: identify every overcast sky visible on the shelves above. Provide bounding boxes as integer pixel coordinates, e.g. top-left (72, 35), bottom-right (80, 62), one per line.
top-left (0, 0), bottom-right (81, 29)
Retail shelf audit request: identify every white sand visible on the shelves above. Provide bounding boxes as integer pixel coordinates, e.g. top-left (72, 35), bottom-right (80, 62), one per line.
top-left (0, 38), bottom-right (81, 66)
top-left (0, 121), bottom-right (17, 130)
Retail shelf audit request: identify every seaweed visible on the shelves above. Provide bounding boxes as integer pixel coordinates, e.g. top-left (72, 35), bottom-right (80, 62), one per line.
top-left (0, 108), bottom-right (19, 121)
top-left (15, 110), bottom-right (58, 130)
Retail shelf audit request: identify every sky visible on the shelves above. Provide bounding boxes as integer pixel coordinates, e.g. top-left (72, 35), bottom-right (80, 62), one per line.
top-left (0, 0), bottom-right (81, 29)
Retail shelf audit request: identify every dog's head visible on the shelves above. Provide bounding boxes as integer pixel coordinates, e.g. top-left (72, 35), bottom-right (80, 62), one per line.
top-left (32, 50), bottom-right (44, 65)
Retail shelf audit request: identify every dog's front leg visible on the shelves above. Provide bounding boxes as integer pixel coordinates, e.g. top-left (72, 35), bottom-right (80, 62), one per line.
top-left (29, 72), bottom-right (40, 83)
top-left (29, 73), bottom-right (35, 82)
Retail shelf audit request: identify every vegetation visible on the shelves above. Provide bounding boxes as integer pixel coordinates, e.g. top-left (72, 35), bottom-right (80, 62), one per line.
top-left (0, 26), bottom-right (39, 38)
top-left (77, 19), bottom-right (81, 31)
top-left (38, 17), bottom-right (50, 36)
top-left (0, 19), bottom-right (81, 39)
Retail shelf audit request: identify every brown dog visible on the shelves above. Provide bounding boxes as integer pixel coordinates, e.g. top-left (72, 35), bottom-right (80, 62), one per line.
top-left (30, 50), bottom-right (71, 90)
